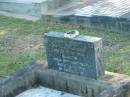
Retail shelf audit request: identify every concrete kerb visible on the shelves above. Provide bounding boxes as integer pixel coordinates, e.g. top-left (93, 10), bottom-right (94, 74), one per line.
top-left (0, 64), bottom-right (130, 97)
top-left (42, 15), bottom-right (130, 36)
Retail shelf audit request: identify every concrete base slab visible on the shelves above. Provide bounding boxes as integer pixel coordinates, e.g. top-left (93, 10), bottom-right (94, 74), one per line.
top-left (16, 86), bottom-right (81, 97)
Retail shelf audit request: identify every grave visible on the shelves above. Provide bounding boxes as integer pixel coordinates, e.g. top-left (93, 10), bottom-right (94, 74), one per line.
top-left (0, 32), bottom-right (130, 97)
top-left (42, 0), bottom-right (130, 36)
top-left (1, 0), bottom-right (130, 35)
top-left (0, 0), bottom-right (79, 20)
top-left (0, 0), bottom-right (48, 20)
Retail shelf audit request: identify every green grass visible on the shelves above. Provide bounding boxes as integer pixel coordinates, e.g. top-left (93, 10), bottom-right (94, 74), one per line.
top-left (0, 16), bottom-right (130, 76)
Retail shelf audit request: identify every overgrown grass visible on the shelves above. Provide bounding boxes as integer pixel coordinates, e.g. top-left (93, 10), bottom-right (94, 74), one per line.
top-left (0, 16), bottom-right (130, 76)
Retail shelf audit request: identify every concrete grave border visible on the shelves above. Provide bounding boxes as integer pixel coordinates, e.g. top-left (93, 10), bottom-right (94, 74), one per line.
top-left (0, 64), bottom-right (130, 97)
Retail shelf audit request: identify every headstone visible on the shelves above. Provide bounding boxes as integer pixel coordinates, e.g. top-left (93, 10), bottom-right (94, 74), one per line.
top-left (44, 32), bottom-right (104, 79)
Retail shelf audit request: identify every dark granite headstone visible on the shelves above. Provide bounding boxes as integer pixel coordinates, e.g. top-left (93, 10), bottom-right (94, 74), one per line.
top-left (44, 32), bottom-right (104, 79)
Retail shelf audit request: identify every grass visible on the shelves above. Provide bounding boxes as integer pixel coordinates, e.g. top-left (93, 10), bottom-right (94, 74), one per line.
top-left (0, 16), bottom-right (130, 76)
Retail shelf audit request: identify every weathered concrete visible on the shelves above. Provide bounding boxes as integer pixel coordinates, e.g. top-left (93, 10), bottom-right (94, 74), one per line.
top-left (59, 15), bottom-right (130, 36)
top-left (0, 0), bottom-right (79, 20)
top-left (16, 86), bottom-right (81, 97)
top-left (37, 69), bottom-right (109, 97)
top-left (0, 64), bottom-right (43, 97)
top-left (37, 69), bottom-right (130, 97)
top-left (46, 0), bottom-right (79, 11)
top-left (0, 1), bottom-right (47, 19)
top-left (42, 0), bottom-right (130, 36)
top-left (99, 71), bottom-right (130, 97)
top-left (0, 64), bottom-right (130, 97)
top-left (0, 0), bottom-right (47, 3)
top-left (44, 32), bottom-right (104, 79)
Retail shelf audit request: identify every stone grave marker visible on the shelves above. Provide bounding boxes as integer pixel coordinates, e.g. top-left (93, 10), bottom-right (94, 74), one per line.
top-left (44, 32), bottom-right (104, 79)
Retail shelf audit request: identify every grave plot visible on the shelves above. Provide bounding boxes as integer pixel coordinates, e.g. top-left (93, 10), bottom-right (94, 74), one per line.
top-left (0, 0), bottom-right (78, 20)
top-left (0, 0), bottom-right (48, 21)
top-left (43, 0), bottom-right (130, 36)
top-left (0, 32), bottom-right (130, 97)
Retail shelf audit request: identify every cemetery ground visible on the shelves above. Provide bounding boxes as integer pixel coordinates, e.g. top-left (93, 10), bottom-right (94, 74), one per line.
top-left (0, 16), bottom-right (130, 77)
